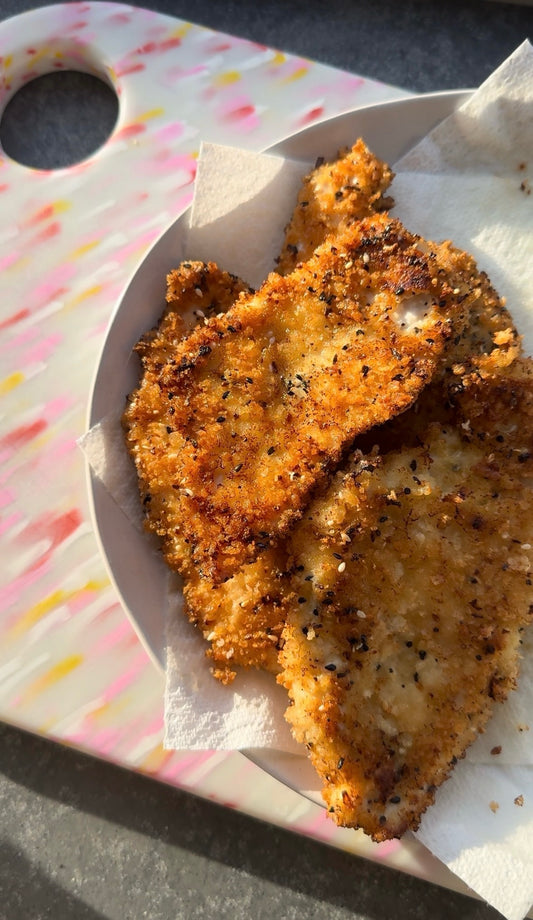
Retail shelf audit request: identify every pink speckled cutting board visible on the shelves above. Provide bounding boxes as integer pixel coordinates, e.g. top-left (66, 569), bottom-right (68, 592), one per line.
top-left (0, 0), bottom-right (466, 894)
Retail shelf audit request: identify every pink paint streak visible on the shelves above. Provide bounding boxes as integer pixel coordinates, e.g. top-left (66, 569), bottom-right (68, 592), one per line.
top-left (158, 750), bottom-right (215, 784)
top-left (113, 229), bottom-right (160, 264)
top-left (30, 263), bottom-right (76, 310)
top-left (0, 309), bottom-right (30, 330)
top-left (15, 508), bottom-right (83, 574)
top-left (23, 332), bottom-right (62, 365)
top-left (102, 652), bottom-right (149, 703)
top-left (219, 96), bottom-right (260, 133)
top-left (106, 11), bottom-right (132, 25)
top-left (0, 327), bottom-right (35, 352)
top-left (0, 561), bottom-right (52, 614)
top-left (0, 251), bottom-right (21, 271)
top-left (90, 618), bottom-right (136, 656)
top-left (86, 727), bottom-right (124, 755)
top-left (297, 105), bottom-right (325, 128)
top-left (42, 436), bottom-right (77, 467)
top-left (25, 203), bottom-right (56, 227)
top-left (0, 419), bottom-right (47, 450)
top-left (154, 121), bottom-right (186, 144)
top-left (165, 63), bottom-right (207, 83)
top-left (31, 221), bottom-right (61, 244)
top-left (114, 123), bottom-right (146, 141)
top-left (133, 36), bottom-right (181, 56)
top-left (0, 511), bottom-right (23, 537)
top-left (44, 395), bottom-right (74, 420)
top-left (141, 714), bottom-right (164, 737)
top-left (115, 61), bottom-right (145, 78)
top-left (0, 487), bottom-right (14, 508)
top-left (312, 74), bottom-right (365, 95)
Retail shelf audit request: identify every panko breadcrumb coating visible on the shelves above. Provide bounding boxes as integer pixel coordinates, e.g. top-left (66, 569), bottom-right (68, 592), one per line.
top-left (277, 139), bottom-right (394, 274)
top-left (278, 359), bottom-right (533, 841)
top-left (123, 138), bottom-right (522, 685)
top-left (126, 214), bottom-right (479, 585)
top-left (122, 260), bottom-right (250, 569)
top-left (183, 546), bottom-right (292, 682)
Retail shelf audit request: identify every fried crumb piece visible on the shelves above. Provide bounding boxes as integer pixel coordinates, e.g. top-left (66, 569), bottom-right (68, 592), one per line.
top-left (491, 746), bottom-right (502, 756)
top-left (514, 795), bottom-right (524, 807)
top-left (490, 801), bottom-right (500, 813)
top-left (277, 139), bottom-right (393, 274)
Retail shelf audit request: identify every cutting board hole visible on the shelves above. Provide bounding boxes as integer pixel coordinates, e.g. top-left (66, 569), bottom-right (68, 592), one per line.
top-left (0, 71), bottom-right (119, 169)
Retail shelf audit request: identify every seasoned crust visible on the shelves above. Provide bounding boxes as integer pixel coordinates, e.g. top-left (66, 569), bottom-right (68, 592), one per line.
top-left (122, 145), bottom-right (523, 691)
top-left (278, 360), bottom-right (533, 840)
top-left (132, 260), bottom-right (252, 368)
top-left (129, 214), bottom-right (476, 586)
top-left (122, 259), bottom-right (251, 566)
top-left (277, 139), bottom-right (394, 274)
top-left (183, 546), bottom-right (292, 682)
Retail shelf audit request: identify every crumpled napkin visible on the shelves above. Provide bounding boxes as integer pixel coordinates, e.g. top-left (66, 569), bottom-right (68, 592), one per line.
top-left (81, 40), bottom-right (533, 920)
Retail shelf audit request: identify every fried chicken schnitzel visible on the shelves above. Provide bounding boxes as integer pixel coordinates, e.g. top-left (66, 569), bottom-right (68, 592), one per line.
top-left (278, 359), bottom-right (533, 840)
top-left (277, 139), bottom-right (393, 274)
top-left (123, 144), bottom-right (520, 684)
top-left (124, 214), bottom-right (477, 588)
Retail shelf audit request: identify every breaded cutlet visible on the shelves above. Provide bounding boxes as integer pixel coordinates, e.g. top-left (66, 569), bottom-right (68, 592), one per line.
top-left (124, 214), bottom-right (476, 588)
top-left (278, 359), bottom-right (533, 840)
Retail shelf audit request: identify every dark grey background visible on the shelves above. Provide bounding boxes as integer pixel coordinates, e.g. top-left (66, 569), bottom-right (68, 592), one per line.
top-left (1, 1), bottom-right (532, 918)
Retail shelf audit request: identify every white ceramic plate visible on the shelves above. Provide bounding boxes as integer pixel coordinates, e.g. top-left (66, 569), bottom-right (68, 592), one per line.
top-left (87, 88), bottom-right (471, 811)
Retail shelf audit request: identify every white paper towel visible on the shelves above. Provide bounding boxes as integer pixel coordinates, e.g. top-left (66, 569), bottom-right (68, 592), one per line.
top-left (81, 41), bottom-right (533, 920)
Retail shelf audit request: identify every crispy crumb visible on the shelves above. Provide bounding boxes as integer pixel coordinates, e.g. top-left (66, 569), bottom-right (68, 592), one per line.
top-left (490, 801), bottom-right (500, 813)
top-left (277, 138), bottom-right (394, 274)
top-left (514, 795), bottom-right (524, 807)
top-left (490, 745), bottom-right (502, 756)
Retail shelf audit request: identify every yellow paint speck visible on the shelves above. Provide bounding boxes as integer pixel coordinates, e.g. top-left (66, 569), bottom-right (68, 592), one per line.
top-left (70, 239), bottom-right (100, 260)
top-left (10, 589), bottom-right (66, 639)
top-left (281, 66), bottom-right (308, 84)
top-left (0, 371), bottom-right (24, 396)
top-left (173, 23), bottom-right (192, 38)
top-left (214, 70), bottom-right (240, 87)
top-left (10, 579), bottom-right (108, 639)
top-left (138, 107), bottom-right (165, 122)
top-left (66, 284), bottom-right (102, 309)
top-left (141, 743), bottom-right (173, 774)
top-left (19, 654), bottom-right (83, 705)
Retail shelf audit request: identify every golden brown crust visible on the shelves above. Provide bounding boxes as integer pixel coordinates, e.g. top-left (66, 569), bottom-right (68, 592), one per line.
top-left (122, 143), bottom-right (525, 710)
top-left (135, 260), bottom-right (252, 365)
top-left (277, 139), bottom-right (394, 274)
top-left (184, 546), bottom-right (292, 681)
top-left (278, 361), bottom-right (533, 840)
top-left (125, 214), bottom-right (475, 586)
